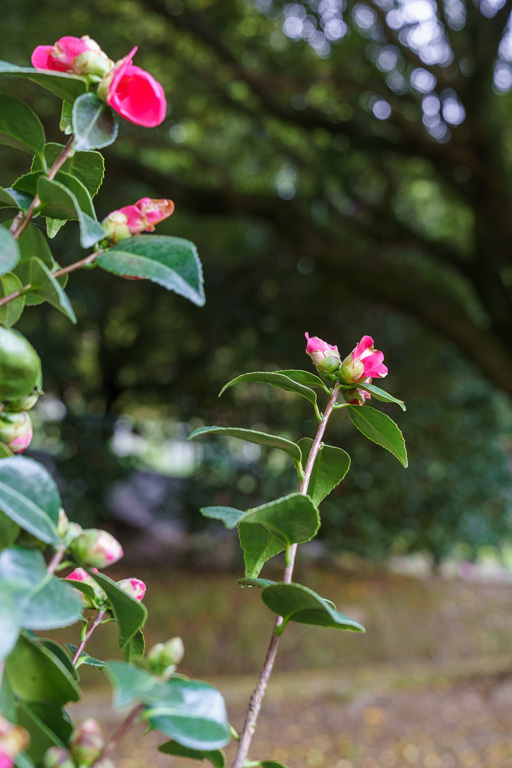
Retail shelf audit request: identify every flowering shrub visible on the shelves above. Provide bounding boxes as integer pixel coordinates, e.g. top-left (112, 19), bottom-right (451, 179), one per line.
top-left (0, 34), bottom-right (408, 768)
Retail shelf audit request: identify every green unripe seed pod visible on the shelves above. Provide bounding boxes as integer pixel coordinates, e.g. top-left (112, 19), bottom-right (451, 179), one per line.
top-left (0, 328), bottom-right (41, 401)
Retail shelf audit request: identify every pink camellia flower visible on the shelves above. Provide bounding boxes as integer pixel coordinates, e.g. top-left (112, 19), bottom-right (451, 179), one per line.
top-left (341, 336), bottom-right (388, 383)
top-left (70, 529), bottom-right (123, 569)
top-left (117, 578), bottom-right (146, 601)
top-left (98, 47), bottom-right (166, 127)
top-left (31, 36), bottom-right (111, 76)
top-left (305, 333), bottom-right (341, 379)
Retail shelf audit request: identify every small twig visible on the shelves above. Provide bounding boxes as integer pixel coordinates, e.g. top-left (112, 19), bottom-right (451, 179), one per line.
top-left (9, 135), bottom-right (75, 241)
top-left (0, 252), bottom-right (99, 309)
top-left (71, 609), bottom-right (106, 666)
top-left (231, 384), bottom-right (341, 768)
top-left (47, 546), bottom-right (66, 574)
top-left (91, 704), bottom-right (145, 767)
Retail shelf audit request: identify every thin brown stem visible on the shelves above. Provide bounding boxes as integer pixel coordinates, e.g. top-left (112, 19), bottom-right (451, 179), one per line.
top-left (232, 383), bottom-right (341, 768)
top-left (9, 135), bottom-right (75, 241)
top-left (71, 609), bottom-right (106, 666)
top-left (91, 704), bottom-right (145, 767)
top-left (47, 546), bottom-right (66, 574)
top-left (0, 252), bottom-right (99, 309)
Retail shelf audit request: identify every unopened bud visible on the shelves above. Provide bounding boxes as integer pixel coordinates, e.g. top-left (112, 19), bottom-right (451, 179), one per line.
top-left (70, 529), bottom-right (123, 569)
top-left (0, 715), bottom-right (30, 763)
top-left (0, 411), bottom-right (33, 453)
top-left (340, 353), bottom-right (364, 382)
top-left (73, 51), bottom-right (113, 77)
top-left (70, 720), bottom-right (103, 767)
top-left (148, 637), bottom-right (185, 677)
top-left (43, 747), bottom-right (75, 768)
top-left (317, 355), bottom-right (341, 376)
top-left (66, 568), bottom-right (106, 609)
top-left (101, 211), bottom-right (131, 245)
top-left (57, 508), bottom-right (70, 538)
top-left (117, 578), bottom-right (146, 602)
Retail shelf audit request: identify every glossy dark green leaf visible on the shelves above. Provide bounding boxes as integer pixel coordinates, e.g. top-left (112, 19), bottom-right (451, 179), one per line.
top-left (0, 186), bottom-right (31, 211)
top-left (21, 257), bottom-right (76, 323)
top-left (41, 640), bottom-right (78, 680)
top-left (346, 405), bottom-right (408, 467)
top-left (260, 582), bottom-right (365, 635)
top-left (27, 702), bottom-right (73, 744)
top-left (0, 226), bottom-right (20, 276)
top-left (0, 273), bottom-right (26, 327)
top-left (219, 372), bottom-right (319, 414)
top-left (0, 457), bottom-right (60, 543)
top-left (91, 571), bottom-right (147, 650)
top-left (72, 93), bottom-right (118, 151)
top-left (0, 61), bottom-right (88, 102)
top-left (107, 662), bottom-right (230, 751)
top-left (159, 741), bottom-right (226, 767)
top-left (98, 236), bottom-right (205, 307)
top-left (239, 522), bottom-right (284, 578)
top-left (188, 426), bottom-right (301, 464)
top-left (32, 143), bottom-right (105, 198)
top-left (353, 382), bottom-right (406, 411)
top-left (37, 177), bottom-right (105, 248)
top-left (5, 633), bottom-right (81, 704)
top-left (298, 438), bottom-right (351, 505)
top-left (0, 94), bottom-right (45, 159)
top-left (275, 369), bottom-right (331, 392)
top-left (16, 222), bottom-right (54, 266)
top-left (0, 547), bottom-right (82, 630)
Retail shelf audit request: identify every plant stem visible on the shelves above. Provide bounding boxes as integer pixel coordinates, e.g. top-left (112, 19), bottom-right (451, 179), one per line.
top-left (47, 545), bottom-right (66, 574)
top-left (0, 251), bottom-right (99, 309)
top-left (9, 135), bottom-right (75, 241)
top-left (71, 609), bottom-right (106, 666)
top-left (91, 704), bottom-right (145, 767)
top-left (231, 383), bottom-right (340, 768)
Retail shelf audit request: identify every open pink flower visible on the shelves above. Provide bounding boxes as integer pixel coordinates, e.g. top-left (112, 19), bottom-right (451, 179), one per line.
top-left (31, 36), bottom-right (108, 75)
top-left (342, 336), bottom-right (388, 383)
top-left (99, 47), bottom-right (166, 127)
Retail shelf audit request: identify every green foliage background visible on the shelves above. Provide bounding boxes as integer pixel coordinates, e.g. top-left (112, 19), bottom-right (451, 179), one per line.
top-left (1, 0), bottom-right (512, 564)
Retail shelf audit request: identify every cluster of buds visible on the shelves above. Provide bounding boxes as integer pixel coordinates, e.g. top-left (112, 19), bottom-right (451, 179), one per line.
top-left (66, 568), bottom-right (146, 610)
top-left (0, 328), bottom-right (43, 453)
top-left (0, 715), bottom-right (29, 768)
top-left (305, 333), bottom-right (388, 405)
top-left (148, 637), bottom-right (185, 679)
top-left (102, 197), bottom-right (175, 245)
top-left (44, 720), bottom-right (113, 768)
top-left (69, 529), bottom-right (123, 569)
top-left (32, 36), bottom-right (166, 127)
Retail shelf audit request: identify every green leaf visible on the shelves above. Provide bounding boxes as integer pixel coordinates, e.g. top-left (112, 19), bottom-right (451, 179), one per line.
top-left (260, 582), bottom-right (365, 635)
top-left (0, 509), bottom-right (20, 550)
top-left (46, 219), bottom-right (66, 239)
top-left (0, 443), bottom-right (13, 459)
top-left (16, 222), bottom-right (54, 265)
top-left (238, 523), bottom-right (284, 579)
top-left (65, 645), bottom-right (105, 669)
top-left (60, 101), bottom-right (73, 135)
top-left (90, 571), bottom-right (147, 649)
top-left (38, 177), bottom-right (105, 248)
top-left (0, 457), bottom-right (60, 543)
top-left (298, 438), bottom-right (351, 505)
top-left (188, 426), bottom-right (301, 465)
top-left (72, 93), bottom-right (118, 151)
top-left (245, 762), bottom-right (289, 768)
top-left (15, 752), bottom-right (36, 768)
top-left (201, 494), bottom-right (319, 544)
top-left (275, 369), bottom-right (331, 392)
top-left (41, 640), bottom-right (78, 680)
top-left (236, 577), bottom-right (276, 589)
top-left (0, 272), bottom-right (25, 327)
top-left (0, 547), bottom-right (82, 631)
top-left (106, 661), bottom-right (231, 751)
top-left (17, 702), bottom-right (65, 763)
top-left (22, 258), bottom-right (76, 323)
top-left (353, 382), bottom-right (406, 411)
top-left (123, 629), bottom-right (145, 662)
top-left (219, 372), bottom-right (319, 415)
top-left (0, 94), bottom-right (45, 159)
top-left (5, 633), bottom-right (81, 704)
top-left (26, 702), bottom-right (73, 745)
top-left (0, 61), bottom-right (88, 102)
top-left (0, 226), bottom-right (20, 276)
top-left (346, 405), bottom-right (408, 467)
top-left (159, 741), bottom-right (226, 767)
top-left (32, 143), bottom-right (105, 198)
top-left (98, 236), bottom-right (205, 307)
top-left (0, 588), bottom-right (19, 661)
top-left (0, 186), bottom-right (32, 211)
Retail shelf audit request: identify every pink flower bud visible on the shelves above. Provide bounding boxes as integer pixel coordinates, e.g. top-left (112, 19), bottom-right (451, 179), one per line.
top-left (43, 747), bottom-right (75, 768)
top-left (117, 577), bottom-right (146, 601)
top-left (0, 716), bottom-right (29, 767)
top-left (103, 197), bottom-right (174, 240)
top-left (0, 411), bottom-right (33, 453)
top-left (31, 36), bottom-right (111, 76)
top-left (98, 47), bottom-right (166, 127)
top-left (66, 567), bottom-right (106, 609)
top-left (305, 333), bottom-right (341, 379)
top-left (70, 529), bottom-right (123, 569)
top-left (70, 720), bottom-right (103, 766)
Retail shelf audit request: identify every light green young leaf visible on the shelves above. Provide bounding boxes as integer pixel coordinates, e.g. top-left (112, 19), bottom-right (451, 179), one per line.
top-left (188, 426), bottom-right (301, 464)
top-left (346, 405), bottom-right (408, 467)
top-left (98, 236), bottom-right (205, 307)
